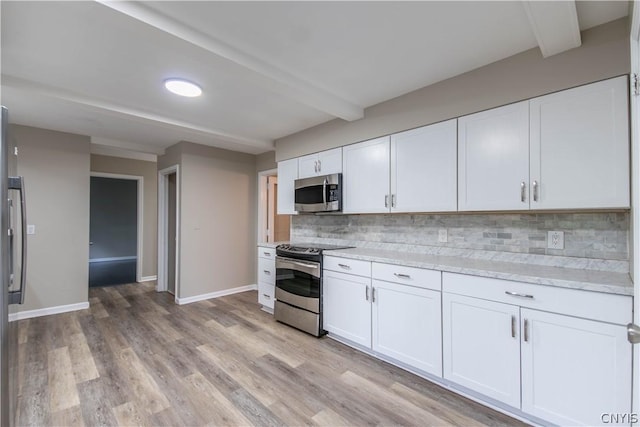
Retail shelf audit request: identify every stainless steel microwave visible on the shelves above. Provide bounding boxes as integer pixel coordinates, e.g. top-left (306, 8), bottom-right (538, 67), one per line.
top-left (294, 173), bottom-right (342, 213)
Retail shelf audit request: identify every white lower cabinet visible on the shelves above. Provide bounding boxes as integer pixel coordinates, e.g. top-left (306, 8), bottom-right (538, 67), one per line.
top-left (372, 279), bottom-right (442, 376)
top-left (442, 272), bottom-right (633, 426)
top-left (442, 293), bottom-right (521, 408)
top-left (257, 246), bottom-right (276, 311)
top-left (521, 309), bottom-right (632, 426)
top-left (323, 269), bottom-right (372, 347)
top-left (324, 257), bottom-right (443, 378)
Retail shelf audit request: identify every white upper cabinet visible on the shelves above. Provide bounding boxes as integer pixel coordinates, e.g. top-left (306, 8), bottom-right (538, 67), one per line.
top-left (342, 136), bottom-right (391, 213)
top-left (298, 147), bottom-right (343, 179)
top-left (458, 101), bottom-right (530, 211)
top-left (529, 76), bottom-right (629, 209)
top-left (276, 158), bottom-right (298, 215)
top-left (390, 119), bottom-right (457, 212)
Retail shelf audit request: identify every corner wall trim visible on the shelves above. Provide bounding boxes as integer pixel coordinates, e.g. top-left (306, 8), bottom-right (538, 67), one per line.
top-left (176, 284), bottom-right (258, 305)
top-left (140, 275), bottom-right (158, 282)
top-left (8, 301), bottom-right (90, 321)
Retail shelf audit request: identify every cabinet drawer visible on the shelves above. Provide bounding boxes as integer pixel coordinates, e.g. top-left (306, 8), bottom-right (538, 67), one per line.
top-left (442, 272), bottom-right (632, 325)
top-left (324, 256), bottom-right (371, 277)
top-left (258, 257), bottom-right (275, 285)
top-left (258, 282), bottom-right (275, 309)
top-left (258, 246), bottom-right (276, 260)
top-left (372, 262), bottom-right (441, 291)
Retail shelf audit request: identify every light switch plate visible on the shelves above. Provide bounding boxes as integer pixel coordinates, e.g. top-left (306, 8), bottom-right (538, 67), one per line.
top-left (27, 225), bottom-right (35, 235)
top-left (547, 231), bottom-right (564, 249)
top-left (438, 229), bottom-right (448, 243)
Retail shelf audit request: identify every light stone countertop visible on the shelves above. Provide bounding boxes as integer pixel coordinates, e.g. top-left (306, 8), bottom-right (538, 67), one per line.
top-left (257, 241), bottom-right (288, 249)
top-left (324, 247), bottom-right (634, 296)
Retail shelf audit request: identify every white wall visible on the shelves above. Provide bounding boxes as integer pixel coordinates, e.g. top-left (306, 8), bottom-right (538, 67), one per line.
top-left (13, 125), bottom-right (90, 312)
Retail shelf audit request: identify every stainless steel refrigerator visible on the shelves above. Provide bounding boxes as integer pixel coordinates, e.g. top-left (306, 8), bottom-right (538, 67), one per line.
top-left (1, 106), bottom-right (27, 426)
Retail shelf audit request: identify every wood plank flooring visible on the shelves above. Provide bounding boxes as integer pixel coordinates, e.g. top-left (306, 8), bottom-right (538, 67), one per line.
top-left (16, 282), bottom-right (526, 426)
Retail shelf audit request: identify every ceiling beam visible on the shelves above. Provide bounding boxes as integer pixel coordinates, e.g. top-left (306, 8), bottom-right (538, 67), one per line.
top-left (95, 0), bottom-right (364, 122)
top-left (2, 75), bottom-right (274, 151)
top-left (522, 0), bottom-right (581, 58)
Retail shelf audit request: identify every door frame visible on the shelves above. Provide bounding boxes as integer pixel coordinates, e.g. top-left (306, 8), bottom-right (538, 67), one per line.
top-left (89, 172), bottom-right (144, 283)
top-left (157, 165), bottom-right (180, 300)
top-left (257, 168), bottom-right (277, 243)
top-left (629, 2), bottom-right (639, 415)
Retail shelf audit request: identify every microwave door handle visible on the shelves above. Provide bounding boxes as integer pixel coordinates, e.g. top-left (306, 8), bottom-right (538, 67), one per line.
top-left (323, 178), bottom-right (327, 208)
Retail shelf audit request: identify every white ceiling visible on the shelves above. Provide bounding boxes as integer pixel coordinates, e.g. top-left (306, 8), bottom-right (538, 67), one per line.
top-left (0, 1), bottom-right (629, 157)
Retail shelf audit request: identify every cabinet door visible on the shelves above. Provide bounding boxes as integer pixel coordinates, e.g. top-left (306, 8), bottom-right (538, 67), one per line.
top-left (342, 136), bottom-right (390, 213)
top-left (458, 101), bottom-right (530, 211)
top-left (323, 270), bottom-right (371, 347)
top-left (298, 153), bottom-right (319, 179)
top-left (442, 293), bottom-right (521, 408)
top-left (372, 280), bottom-right (442, 377)
top-left (276, 158), bottom-right (298, 215)
top-left (390, 119), bottom-right (457, 212)
top-left (530, 76), bottom-right (629, 209)
top-left (521, 309), bottom-right (632, 426)
top-left (317, 148), bottom-right (342, 176)
top-left (258, 282), bottom-right (275, 309)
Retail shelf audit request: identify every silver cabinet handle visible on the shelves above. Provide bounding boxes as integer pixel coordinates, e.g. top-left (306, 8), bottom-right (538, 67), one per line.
top-left (318, 159), bottom-right (321, 172)
top-left (505, 291), bottom-right (534, 299)
top-left (263, 294), bottom-right (271, 299)
top-left (627, 323), bottom-right (640, 344)
top-left (365, 286), bottom-right (369, 301)
top-left (524, 319), bottom-right (529, 342)
top-left (391, 194), bottom-right (396, 208)
top-left (314, 160), bottom-right (318, 173)
top-left (338, 263), bottom-right (351, 269)
top-left (511, 315), bottom-right (516, 338)
top-left (532, 180), bottom-right (539, 202)
top-left (520, 181), bottom-right (526, 202)
top-left (372, 287), bottom-right (376, 302)
top-left (263, 252), bottom-right (271, 257)
top-left (263, 270), bottom-right (271, 275)
top-left (385, 195), bottom-right (389, 208)
top-left (394, 273), bottom-right (410, 279)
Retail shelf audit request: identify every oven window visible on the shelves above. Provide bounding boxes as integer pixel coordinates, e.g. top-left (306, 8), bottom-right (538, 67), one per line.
top-left (295, 185), bottom-right (325, 205)
top-left (276, 267), bottom-right (320, 298)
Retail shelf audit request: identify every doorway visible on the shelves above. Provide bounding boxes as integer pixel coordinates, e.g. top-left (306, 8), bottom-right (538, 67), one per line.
top-left (89, 174), bottom-right (143, 287)
top-left (158, 165), bottom-right (179, 299)
top-left (258, 169), bottom-right (290, 243)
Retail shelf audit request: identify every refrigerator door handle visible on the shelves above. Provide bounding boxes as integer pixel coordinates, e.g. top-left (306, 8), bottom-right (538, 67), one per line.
top-left (8, 176), bottom-right (26, 305)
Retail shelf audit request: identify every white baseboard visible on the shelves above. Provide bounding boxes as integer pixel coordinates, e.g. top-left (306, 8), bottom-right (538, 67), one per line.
top-left (140, 275), bottom-right (158, 282)
top-left (176, 284), bottom-right (258, 305)
top-left (9, 301), bottom-right (90, 321)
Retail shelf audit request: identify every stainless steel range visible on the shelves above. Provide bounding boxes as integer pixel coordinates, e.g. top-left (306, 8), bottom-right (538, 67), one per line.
top-left (274, 243), bottom-right (351, 337)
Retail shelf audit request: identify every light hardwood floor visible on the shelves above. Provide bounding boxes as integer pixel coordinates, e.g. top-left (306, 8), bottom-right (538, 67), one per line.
top-left (16, 282), bottom-right (526, 426)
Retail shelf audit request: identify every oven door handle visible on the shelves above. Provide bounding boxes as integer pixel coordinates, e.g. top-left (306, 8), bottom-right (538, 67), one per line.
top-left (286, 260), bottom-right (318, 270)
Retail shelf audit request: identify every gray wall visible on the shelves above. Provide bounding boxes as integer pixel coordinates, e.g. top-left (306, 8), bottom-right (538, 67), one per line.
top-left (256, 151), bottom-right (277, 172)
top-left (158, 142), bottom-right (258, 299)
top-left (90, 154), bottom-right (158, 278)
top-left (276, 18), bottom-right (630, 160)
top-left (13, 125), bottom-right (90, 312)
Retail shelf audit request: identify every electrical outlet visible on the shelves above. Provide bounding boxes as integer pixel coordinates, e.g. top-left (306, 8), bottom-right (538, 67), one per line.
top-left (438, 229), bottom-right (448, 243)
top-left (27, 225), bottom-right (35, 235)
top-left (547, 231), bottom-right (564, 249)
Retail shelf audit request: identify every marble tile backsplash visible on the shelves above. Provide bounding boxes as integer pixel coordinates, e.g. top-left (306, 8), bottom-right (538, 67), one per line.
top-left (291, 212), bottom-right (629, 261)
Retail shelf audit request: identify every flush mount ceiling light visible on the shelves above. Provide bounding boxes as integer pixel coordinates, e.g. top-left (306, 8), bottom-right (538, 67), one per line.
top-left (164, 78), bottom-right (202, 97)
